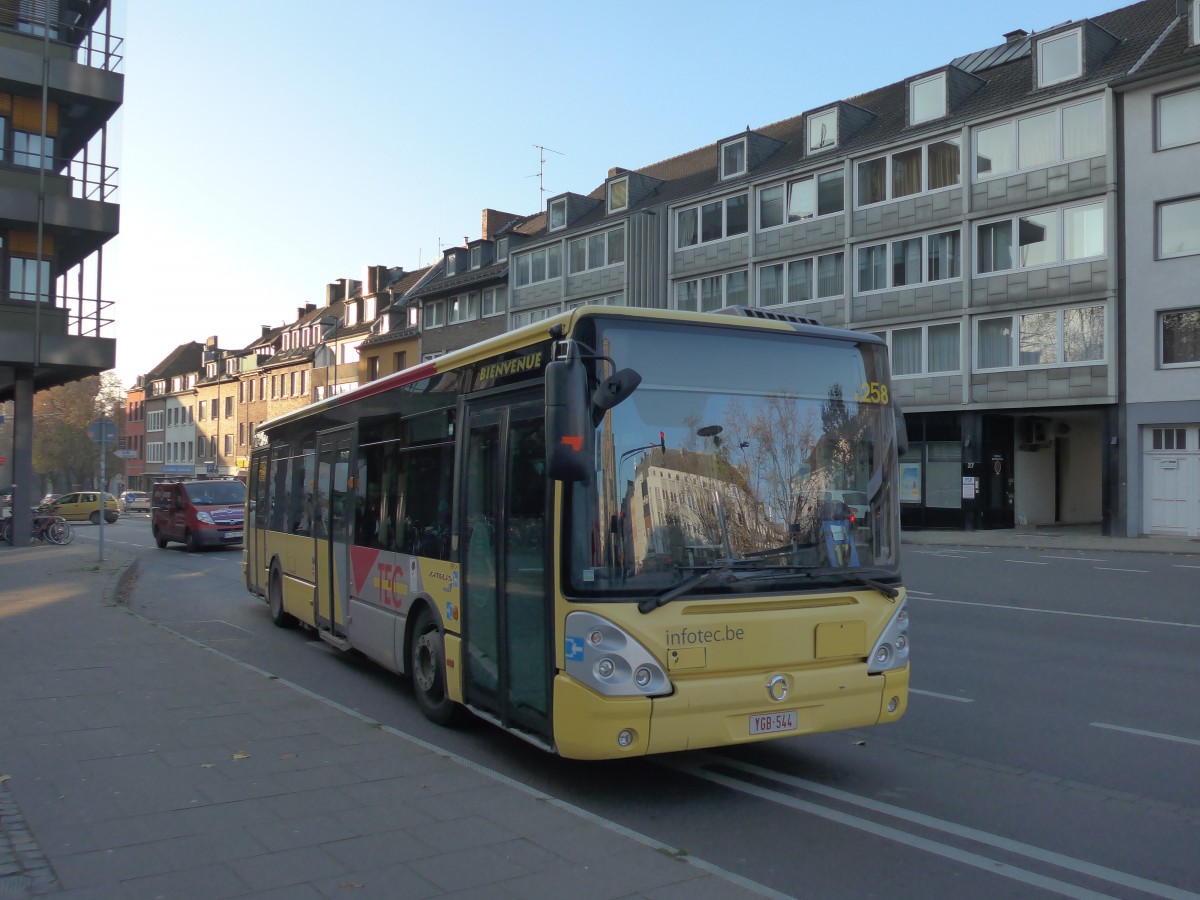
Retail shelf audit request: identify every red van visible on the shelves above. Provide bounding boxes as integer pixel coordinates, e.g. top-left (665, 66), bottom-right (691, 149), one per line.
top-left (151, 480), bottom-right (245, 551)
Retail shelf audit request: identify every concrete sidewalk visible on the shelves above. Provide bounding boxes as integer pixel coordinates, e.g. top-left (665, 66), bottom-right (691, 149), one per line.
top-left (0, 543), bottom-right (771, 900)
top-left (901, 523), bottom-right (1200, 556)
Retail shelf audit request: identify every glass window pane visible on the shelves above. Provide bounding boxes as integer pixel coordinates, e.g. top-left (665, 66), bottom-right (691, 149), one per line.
top-left (978, 221), bottom-right (1013, 273)
top-left (1019, 312), bottom-right (1058, 365)
top-left (808, 110), bottom-right (837, 151)
top-left (892, 328), bottom-right (922, 375)
top-left (788, 177), bottom-right (816, 221)
top-left (1018, 212), bottom-right (1058, 267)
top-left (1018, 111), bottom-right (1057, 169)
top-left (1158, 88), bottom-right (1200, 149)
top-left (609, 178), bottom-right (628, 211)
top-left (857, 244), bottom-right (887, 291)
top-left (928, 323), bottom-right (960, 372)
top-left (531, 249), bottom-right (546, 282)
top-left (726, 270), bottom-right (748, 306)
top-left (547, 245), bottom-right (561, 279)
top-left (1162, 309), bottom-right (1200, 364)
top-left (1064, 202), bottom-right (1105, 260)
top-left (569, 238), bottom-right (586, 273)
top-left (911, 75), bottom-right (946, 124)
top-left (1159, 197), bottom-right (1200, 257)
top-left (700, 275), bottom-right (722, 311)
top-left (817, 170), bottom-right (845, 215)
top-left (759, 264), bottom-right (784, 307)
top-left (1063, 98), bottom-right (1104, 159)
top-left (976, 122), bottom-right (1015, 176)
top-left (607, 228), bottom-right (624, 265)
top-left (891, 147), bottom-right (922, 198)
top-left (723, 141), bottom-right (745, 177)
top-left (979, 317), bottom-right (1013, 368)
top-left (788, 258), bottom-right (813, 302)
top-left (587, 234), bottom-right (605, 269)
top-left (726, 194), bottom-right (748, 236)
top-left (1039, 30), bottom-right (1081, 86)
top-left (1063, 306), bottom-right (1104, 362)
top-left (927, 138), bottom-right (960, 190)
top-left (701, 201), bottom-right (723, 242)
top-left (675, 281), bottom-right (697, 311)
top-left (759, 185), bottom-right (784, 229)
top-left (858, 157), bottom-right (886, 205)
top-left (817, 253), bottom-right (844, 297)
top-left (678, 208), bottom-right (698, 247)
top-left (892, 238), bottom-right (922, 286)
top-left (928, 230), bottom-right (961, 281)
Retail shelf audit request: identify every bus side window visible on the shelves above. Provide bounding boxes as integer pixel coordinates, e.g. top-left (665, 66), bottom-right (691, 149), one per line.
top-left (405, 444), bottom-right (453, 561)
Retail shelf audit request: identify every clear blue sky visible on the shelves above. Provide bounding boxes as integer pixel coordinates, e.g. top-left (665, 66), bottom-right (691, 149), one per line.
top-left (110, 0), bottom-right (1109, 387)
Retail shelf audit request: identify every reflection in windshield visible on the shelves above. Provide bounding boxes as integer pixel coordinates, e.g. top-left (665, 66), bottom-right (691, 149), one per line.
top-left (567, 320), bottom-right (899, 598)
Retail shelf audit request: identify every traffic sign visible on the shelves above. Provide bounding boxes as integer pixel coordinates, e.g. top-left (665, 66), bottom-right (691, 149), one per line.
top-left (114, 449), bottom-right (138, 459)
top-left (87, 418), bottom-right (118, 444)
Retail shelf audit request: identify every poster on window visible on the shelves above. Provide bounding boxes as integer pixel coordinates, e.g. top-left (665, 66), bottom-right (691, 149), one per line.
top-left (899, 463), bottom-right (922, 503)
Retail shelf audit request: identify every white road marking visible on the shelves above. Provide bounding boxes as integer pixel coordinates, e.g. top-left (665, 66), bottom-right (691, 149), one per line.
top-left (905, 589), bottom-right (934, 596)
top-left (1093, 567), bottom-right (1149, 574)
top-left (1091, 722), bottom-right (1200, 748)
top-left (1005, 559), bottom-right (1048, 565)
top-left (912, 548), bottom-right (993, 554)
top-left (1039, 555), bottom-right (1106, 562)
top-left (910, 688), bottom-right (974, 703)
top-left (916, 596), bottom-right (1200, 629)
top-left (1172, 564), bottom-right (1200, 570)
top-left (672, 754), bottom-right (1195, 900)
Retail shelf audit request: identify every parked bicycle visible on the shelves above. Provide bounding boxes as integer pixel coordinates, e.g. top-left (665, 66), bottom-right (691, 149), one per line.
top-left (0, 507), bottom-right (73, 545)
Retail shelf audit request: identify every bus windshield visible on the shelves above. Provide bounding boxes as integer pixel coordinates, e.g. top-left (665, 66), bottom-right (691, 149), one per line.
top-left (566, 318), bottom-right (900, 598)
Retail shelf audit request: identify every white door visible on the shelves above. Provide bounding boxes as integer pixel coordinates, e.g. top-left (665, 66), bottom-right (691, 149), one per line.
top-left (1143, 426), bottom-right (1199, 537)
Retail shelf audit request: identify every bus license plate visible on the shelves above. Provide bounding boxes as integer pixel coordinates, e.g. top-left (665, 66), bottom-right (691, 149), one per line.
top-left (749, 710), bottom-right (798, 735)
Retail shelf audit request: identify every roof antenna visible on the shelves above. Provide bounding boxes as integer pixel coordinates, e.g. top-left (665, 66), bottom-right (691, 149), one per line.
top-left (529, 144), bottom-right (564, 209)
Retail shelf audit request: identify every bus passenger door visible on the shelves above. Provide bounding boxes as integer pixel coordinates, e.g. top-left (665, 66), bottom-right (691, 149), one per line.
top-left (461, 398), bottom-right (551, 744)
top-left (314, 427), bottom-right (354, 640)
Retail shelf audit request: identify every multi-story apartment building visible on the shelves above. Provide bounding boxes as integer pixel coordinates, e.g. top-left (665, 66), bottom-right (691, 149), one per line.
top-left (141, 342), bottom-right (201, 485)
top-left (194, 336), bottom-right (240, 479)
top-left (357, 266), bottom-right (435, 382)
top-left (1116, 1), bottom-right (1200, 536)
top-left (0, 1), bottom-right (121, 523)
top-left (123, 382), bottom-right (144, 489)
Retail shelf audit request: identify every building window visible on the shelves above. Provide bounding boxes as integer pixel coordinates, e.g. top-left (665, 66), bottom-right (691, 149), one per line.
top-left (510, 307), bottom-right (558, 329)
top-left (198, 401), bottom-right (206, 420)
top-left (548, 198), bottom-right (567, 231)
top-left (1160, 308), bottom-right (1200, 366)
top-left (495, 237), bottom-right (508, 261)
top-left (975, 98), bottom-right (1104, 179)
top-left (445, 254), bottom-right (456, 277)
top-left (757, 250), bottom-right (846, 306)
top-left (12, 132), bottom-right (54, 170)
top-left (676, 194), bottom-right (748, 248)
top-left (568, 226), bottom-right (625, 274)
top-left (566, 293), bottom-right (626, 309)
top-left (513, 245), bottom-right (563, 286)
top-left (1037, 28), bottom-right (1082, 87)
top-left (447, 292), bottom-right (479, 324)
top-left (423, 299), bottom-right (445, 329)
top-left (721, 138), bottom-right (747, 179)
top-left (674, 270), bottom-right (748, 312)
top-left (854, 230), bottom-right (961, 293)
top-left (224, 435), bottom-right (233, 455)
top-left (8, 257), bottom-right (51, 303)
top-left (470, 245), bottom-right (481, 269)
top-left (910, 73), bottom-right (947, 125)
top-left (608, 177), bottom-right (629, 213)
top-left (975, 305), bottom-right (1104, 370)
top-left (856, 137), bottom-right (960, 206)
top-left (393, 351), bottom-right (406, 371)
top-left (1152, 86), bottom-right (1200, 150)
top-left (881, 322), bottom-right (961, 376)
top-left (225, 396), bottom-right (233, 418)
top-left (807, 109), bottom-right (837, 152)
top-left (976, 201), bottom-right (1104, 274)
top-left (1158, 196), bottom-right (1200, 259)
top-left (1152, 427), bottom-right (1188, 450)
top-left (483, 286), bottom-right (507, 317)
top-left (147, 410), bottom-right (163, 432)
top-left (758, 169), bottom-right (844, 229)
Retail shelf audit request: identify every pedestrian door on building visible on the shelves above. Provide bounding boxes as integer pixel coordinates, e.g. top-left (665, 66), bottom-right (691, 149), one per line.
top-left (1142, 426), bottom-right (1199, 537)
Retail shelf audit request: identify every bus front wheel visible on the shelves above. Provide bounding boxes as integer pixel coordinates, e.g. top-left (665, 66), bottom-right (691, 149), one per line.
top-left (268, 567), bottom-right (294, 628)
top-left (410, 606), bottom-right (460, 725)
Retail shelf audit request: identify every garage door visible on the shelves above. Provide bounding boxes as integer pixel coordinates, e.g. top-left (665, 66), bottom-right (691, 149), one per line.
top-left (1143, 426), bottom-right (1199, 537)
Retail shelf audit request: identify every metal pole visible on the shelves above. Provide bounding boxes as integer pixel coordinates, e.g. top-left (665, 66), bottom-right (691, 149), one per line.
top-left (98, 416), bottom-right (106, 562)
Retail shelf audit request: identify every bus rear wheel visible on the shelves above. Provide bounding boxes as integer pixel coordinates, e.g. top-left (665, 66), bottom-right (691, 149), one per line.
top-left (410, 606), bottom-right (460, 725)
top-left (268, 567), bottom-right (294, 628)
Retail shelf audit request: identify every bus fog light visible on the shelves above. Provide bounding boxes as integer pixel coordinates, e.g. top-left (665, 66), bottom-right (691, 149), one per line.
top-left (887, 696), bottom-right (898, 713)
top-left (589, 631), bottom-right (604, 645)
top-left (874, 645), bottom-right (893, 666)
top-left (617, 729), bottom-right (636, 747)
top-left (895, 634), bottom-right (907, 651)
top-left (597, 658), bottom-right (615, 678)
top-left (634, 666), bottom-right (652, 687)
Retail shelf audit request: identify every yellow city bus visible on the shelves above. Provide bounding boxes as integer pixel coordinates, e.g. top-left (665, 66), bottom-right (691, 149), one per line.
top-left (244, 306), bottom-right (910, 760)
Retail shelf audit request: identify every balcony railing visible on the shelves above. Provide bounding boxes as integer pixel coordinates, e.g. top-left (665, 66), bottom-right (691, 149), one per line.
top-left (1, 1), bottom-right (124, 74)
top-left (0, 289), bottom-right (115, 338)
top-left (66, 157), bottom-right (119, 202)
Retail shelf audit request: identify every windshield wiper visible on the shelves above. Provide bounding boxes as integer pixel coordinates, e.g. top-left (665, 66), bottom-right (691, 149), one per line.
top-left (733, 567), bottom-right (900, 600)
top-left (638, 568), bottom-right (737, 614)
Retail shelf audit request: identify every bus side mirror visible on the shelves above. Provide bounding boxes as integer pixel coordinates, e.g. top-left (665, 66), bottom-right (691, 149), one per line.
top-left (591, 368), bottom-right (641, 426)
top-left (546, 348), bottom-right (593, 483)
top-left (894, 406), bottom-right (909, 456)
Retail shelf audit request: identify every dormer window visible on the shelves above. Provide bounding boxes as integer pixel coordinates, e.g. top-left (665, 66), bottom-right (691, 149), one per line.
top-left (445, 253), bottom-right (457, 276)
top-left (721, 138), bottom-right (747, 179)
top-left (470, 245), bottom-right (481, 269)
top-left (1037, 28), bottom-right (1082, 87)
top-left (206, 362), bottom-right (217, 378)
top-left (549, 198), bottom-right (567, 231)
top-left (807, 109), bottom-right (838, 153)
top-left (282, 333), bottom-right (291, 351)
top-left (910, 73), bottom-right (947, 126)
top-left (345, 304), bottom-right (358, 327)
top-left (608, 177), bottom-right (629, 214)
top-left (496, 237), bottom-right (509, 261)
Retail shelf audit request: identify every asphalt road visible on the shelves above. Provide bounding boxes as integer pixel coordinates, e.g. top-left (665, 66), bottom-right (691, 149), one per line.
top-left (79, 518), bottom-right (1200, 899)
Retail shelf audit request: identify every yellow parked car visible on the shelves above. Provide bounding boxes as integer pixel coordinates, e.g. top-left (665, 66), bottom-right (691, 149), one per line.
top-left (52, 491), bottom-right (120, 524)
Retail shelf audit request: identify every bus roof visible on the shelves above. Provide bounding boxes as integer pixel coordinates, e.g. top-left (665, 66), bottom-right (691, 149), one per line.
top-left (256, 305), bottom-right (884, 437)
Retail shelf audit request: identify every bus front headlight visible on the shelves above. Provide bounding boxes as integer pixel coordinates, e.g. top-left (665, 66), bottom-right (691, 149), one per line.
top-left (867, 599), bottom-right (909, 674)
top-left (565, 612), bottom-right (672, 697)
